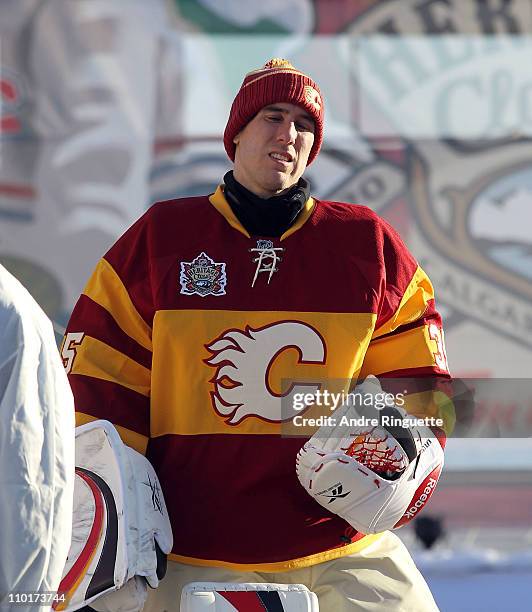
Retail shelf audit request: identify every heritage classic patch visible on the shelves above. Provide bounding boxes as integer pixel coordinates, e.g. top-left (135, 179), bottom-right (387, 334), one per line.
top-left (179, 252), bottom-right (227, 297)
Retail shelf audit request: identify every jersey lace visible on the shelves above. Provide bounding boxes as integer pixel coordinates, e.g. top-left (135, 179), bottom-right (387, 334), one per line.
top-left (250, 241), bottom-right (284, 287)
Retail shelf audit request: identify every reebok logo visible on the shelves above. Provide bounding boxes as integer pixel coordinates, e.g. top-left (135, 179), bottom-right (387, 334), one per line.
top-left (404, 477), bottom-right (437, 519)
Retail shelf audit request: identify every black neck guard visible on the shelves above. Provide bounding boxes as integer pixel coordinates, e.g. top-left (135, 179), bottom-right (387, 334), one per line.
top-left (223, 171), bottom-right (310, 238)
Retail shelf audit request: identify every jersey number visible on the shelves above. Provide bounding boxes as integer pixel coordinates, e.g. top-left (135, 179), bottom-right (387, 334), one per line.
top-left (61, 332), bottom-right (85, 374)
top-left (428, 324), bottom-right (449, 373)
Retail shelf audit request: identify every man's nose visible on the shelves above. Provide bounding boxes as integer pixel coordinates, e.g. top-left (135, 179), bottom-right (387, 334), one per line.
top-left (277, 120), bottom-right (297, 144)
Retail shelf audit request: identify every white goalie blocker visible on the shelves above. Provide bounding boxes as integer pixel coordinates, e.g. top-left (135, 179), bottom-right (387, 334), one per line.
top-left (296, 377), bottom-right (445, 534)
top-left (54, 420), bottom-right (173, 611)
top-left (180, 583), bottom-right (319, 611)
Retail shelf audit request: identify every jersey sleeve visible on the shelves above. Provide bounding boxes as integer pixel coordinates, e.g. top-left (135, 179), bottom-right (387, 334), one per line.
top-left (63, 212), bottom-right (154, 454)
top-left (359, 218), bottom-right (455, 435)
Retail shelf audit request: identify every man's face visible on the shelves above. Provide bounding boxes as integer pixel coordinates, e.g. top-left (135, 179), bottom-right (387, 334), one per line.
top-left (232, 102), bottom-right (315, 198)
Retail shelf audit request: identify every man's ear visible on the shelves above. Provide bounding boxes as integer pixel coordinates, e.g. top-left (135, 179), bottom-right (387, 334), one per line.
top-left (233, 131), bottom-right (241, 145)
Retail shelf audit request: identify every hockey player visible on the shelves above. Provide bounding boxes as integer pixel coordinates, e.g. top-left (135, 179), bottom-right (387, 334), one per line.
top-left (64, 59), bottom-right (452, 611)
top-left (0, 264), bottom-right (74, 609)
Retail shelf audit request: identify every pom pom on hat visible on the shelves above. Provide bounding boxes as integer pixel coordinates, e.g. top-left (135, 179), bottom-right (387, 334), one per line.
top-left (224, 59), bottom-right (324, 166)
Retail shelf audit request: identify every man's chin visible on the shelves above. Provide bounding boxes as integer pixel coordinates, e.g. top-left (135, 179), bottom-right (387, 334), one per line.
top-left (264, 174), bottom-right (299, 196)
top-left (247, 172), bottom-right (299, 198)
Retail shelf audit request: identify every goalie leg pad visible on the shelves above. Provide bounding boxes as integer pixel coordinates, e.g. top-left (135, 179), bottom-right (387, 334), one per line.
top-left (180, 583), bottom-right (319, 612)
top-left (56, 420), bottom-right (173, 611)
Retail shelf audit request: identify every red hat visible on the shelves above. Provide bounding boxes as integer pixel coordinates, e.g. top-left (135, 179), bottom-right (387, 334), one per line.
top-left (224, 58), bottom-right (324, 166)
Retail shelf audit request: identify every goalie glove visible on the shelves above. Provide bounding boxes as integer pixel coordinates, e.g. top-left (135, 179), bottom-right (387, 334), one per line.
top-left (296, 377), bottom-right (444, 534)
top-left (55, 420), bottom-right (173, 611)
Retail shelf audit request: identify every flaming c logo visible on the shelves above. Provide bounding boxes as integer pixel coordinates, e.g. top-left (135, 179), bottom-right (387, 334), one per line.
top-left (204, 321), bottom-right (326, 425)
top-left (304, 85), bottom-right (322, 112)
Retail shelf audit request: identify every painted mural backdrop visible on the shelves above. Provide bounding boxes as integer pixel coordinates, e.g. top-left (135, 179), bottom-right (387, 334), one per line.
top-left (1, 0), bottom-right (531, 387)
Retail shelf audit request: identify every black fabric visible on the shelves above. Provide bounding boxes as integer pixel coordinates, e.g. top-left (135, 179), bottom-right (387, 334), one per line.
top-left (223, 171), bottom-right (310, 238)
top-left (256, 590), bottom-right (285, 611)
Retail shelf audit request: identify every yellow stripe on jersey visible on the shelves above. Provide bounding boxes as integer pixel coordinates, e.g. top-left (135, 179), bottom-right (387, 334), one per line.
top-left (169, 532), bottom-right (385, 572)
top-left (281, 196), bottom-right (315, 240)
top-left (209, 186), bottom-right (315, 240)
top-left (83, 258), bottom-right (152, 351)
top-left (151, 309), bottom-right (376, 437)
top-left (71, 335), bottom-right (150, 396)
top-left (373, 266), bottom-right (434, 339)
top-left (360, 323), bottom-right (441, 377)
top-left (75, 412), bottom-right (149, 455)
top-left (209, 186), bottom-right (250, 237)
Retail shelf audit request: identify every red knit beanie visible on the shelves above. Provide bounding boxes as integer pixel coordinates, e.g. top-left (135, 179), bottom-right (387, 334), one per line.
top-left (224, 58), bottom-right (324, 166)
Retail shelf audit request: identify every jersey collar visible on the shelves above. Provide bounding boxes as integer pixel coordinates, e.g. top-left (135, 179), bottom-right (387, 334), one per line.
top-left (209, 185), bottom-right (315, 241)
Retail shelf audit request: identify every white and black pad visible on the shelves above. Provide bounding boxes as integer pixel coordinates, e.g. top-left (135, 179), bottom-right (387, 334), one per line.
top-left (55, 420), bottom-right (173, 611)
top-left (180, 583), bottom-right (319, 612)
top-left (296, 378), bottom-right (444, 534)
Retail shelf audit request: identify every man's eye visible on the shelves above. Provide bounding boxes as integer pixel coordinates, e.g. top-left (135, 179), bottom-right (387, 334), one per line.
top-left (296, 122), bottom-right (313, 132)
top-left (267, 115), bottom-right (283, 122)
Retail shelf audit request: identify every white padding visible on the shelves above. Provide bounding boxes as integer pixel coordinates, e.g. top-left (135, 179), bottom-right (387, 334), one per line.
top-left (57, 420), bottom-right (173, 611)
top-left (180, 583), bottom-right (319, 611)
top-left (296, 387), bottom-right (444, 534)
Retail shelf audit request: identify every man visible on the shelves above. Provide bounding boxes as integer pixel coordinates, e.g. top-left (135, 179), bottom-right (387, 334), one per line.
top-left (64, 59), bottom-right (451, 610)
top-left (0, 264), bottom-right (74, 609)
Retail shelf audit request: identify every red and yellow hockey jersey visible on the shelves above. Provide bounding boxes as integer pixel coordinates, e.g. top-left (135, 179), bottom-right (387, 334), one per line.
top-left (64, 186), bottom-right (451, 571)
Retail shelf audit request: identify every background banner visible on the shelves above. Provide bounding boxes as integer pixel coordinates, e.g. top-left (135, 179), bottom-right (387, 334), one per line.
top-left (1, 1), bottom-right (530, 403)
